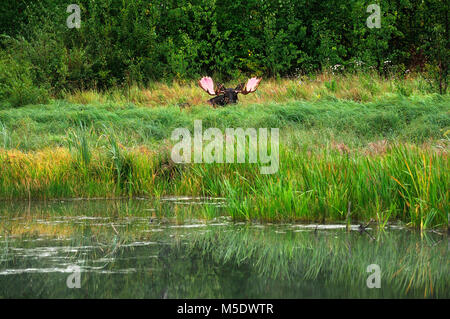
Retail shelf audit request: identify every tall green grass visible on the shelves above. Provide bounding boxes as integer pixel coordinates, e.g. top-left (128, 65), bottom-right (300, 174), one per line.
top-left (0, 141), bottom-right (447, 229)
top-left (0, 121), bottom-right (11, 149)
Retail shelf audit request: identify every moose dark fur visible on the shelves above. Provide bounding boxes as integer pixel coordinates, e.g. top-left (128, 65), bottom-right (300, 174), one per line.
top-left (198, 77), bottom-right (262, 107)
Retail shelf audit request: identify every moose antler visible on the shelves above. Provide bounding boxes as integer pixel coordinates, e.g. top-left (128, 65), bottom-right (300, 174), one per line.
top-left (236, 77), bottom-right (262, 95)
top-left (198, 76), bottom-right (225, 95)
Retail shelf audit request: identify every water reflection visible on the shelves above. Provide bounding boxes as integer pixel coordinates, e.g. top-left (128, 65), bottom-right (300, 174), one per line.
top-left (0, 200), bottom-right (448, 298)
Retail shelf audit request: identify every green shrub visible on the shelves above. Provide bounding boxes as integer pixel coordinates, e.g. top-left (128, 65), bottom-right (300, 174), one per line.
top-left (0, 54), bottom-right (49, 108)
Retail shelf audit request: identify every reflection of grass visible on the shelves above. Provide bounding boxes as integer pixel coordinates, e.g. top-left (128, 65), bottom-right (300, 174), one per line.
top-left (183, 226), bottom-right (449, 298)
top-left (7, 223), bottom-right (75, 237)
top-left (0, 203), bottom-right (447, 298)
top-left (0, 200), bottom-right (224, 239)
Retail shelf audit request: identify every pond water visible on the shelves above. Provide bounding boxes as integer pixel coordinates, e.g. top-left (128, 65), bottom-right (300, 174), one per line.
top-left (0, 199), bottom-right (448, 298)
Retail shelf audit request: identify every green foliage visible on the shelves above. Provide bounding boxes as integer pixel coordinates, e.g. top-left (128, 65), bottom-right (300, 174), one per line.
top-left (0, 53), bottom-right (49, 108)
top-left (0, 0), bottom-right (448, 97)
top-left (0, 0), bottom-right (29, 38)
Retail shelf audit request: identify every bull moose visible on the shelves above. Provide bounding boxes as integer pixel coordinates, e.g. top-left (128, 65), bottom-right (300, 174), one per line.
top-left (198, 76), bottom-right (262, 107)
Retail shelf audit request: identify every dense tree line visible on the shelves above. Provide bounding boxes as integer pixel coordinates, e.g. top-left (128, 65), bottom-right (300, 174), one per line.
top-left (0, 0), bottom-right (447, 96)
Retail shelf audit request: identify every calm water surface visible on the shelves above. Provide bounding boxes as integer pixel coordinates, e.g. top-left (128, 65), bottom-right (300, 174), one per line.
top-left (0, 199), bottom-right (448, 298)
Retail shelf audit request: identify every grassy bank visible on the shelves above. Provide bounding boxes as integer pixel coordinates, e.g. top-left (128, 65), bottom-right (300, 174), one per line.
top-left (0, 142), bottom-right (450, 228)
top-left (0, 83), bottom-right (448, 228)
top-left (0, 138), bottom-right (448, 229)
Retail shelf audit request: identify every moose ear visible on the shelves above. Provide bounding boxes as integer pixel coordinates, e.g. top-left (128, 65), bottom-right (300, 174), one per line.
top-left (217, 83), bottom-right (226, 93)
top-left (198, 76), bottom-right (216, 95)
top-left (234, 83), bottom-right (245, 92)
top-left (239, 77), bottom-right (262, 95)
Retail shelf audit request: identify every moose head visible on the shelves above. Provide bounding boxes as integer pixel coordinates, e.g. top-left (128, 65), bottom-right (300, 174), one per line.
top-left (198, 76), bottom-right (262, 107)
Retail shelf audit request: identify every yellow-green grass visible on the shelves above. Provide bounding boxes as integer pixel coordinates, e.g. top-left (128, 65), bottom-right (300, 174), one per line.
top-left (62, 72), bottom-right (437, 107)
